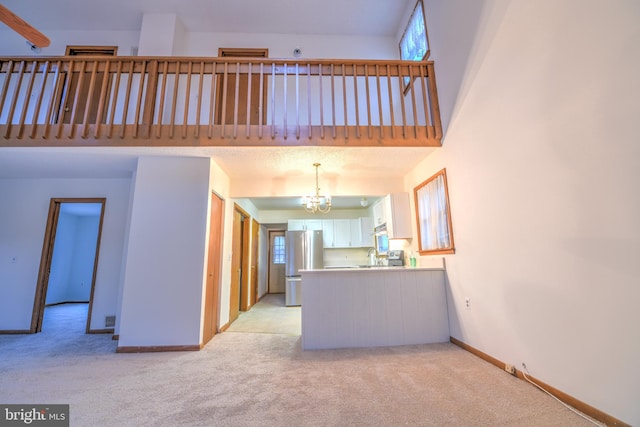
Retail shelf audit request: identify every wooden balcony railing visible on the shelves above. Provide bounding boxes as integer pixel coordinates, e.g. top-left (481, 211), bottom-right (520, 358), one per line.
top-left (0, 56), bottom-right (442, 147)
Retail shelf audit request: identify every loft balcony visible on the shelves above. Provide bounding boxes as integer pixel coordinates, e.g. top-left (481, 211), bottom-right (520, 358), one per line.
top-left (0, 56), bottom-right (442, 147)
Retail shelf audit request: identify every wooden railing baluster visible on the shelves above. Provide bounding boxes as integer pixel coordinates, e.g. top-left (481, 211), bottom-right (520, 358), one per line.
top-left (330, 64), bottom-right (336, 139)
top-left (271, 62), bottom-right (276, 139)
top-left (132, 60), bottom-right (146, 138)
top-left (386, 64), bottom-right (395, 139)
top-left (119, 60), bottom-right (135, 139)
top-left (220, 62), bottom-right (228, 138)
top-left (17, 61), bottom-right (38, 139)
top-left (419, 64), bottom-right (431, 139)
top-left (169, 60), bottom-right (180, 139)
top-left (283, 63), bottom-right (288, 140)
top-left (397, 64), bottom-right (407, 139)
top-left (353, 64), bottom-right (360, 139)
top-left (375, 64), bottom-right (383, 138)
top-left (341, 64), bottom-right (348, 139)
top-left (43, 60), bottom-right (61, 139)
top-left (30, 61), bottom-right (51, 138)
top-left (0, 60), bottom-right (14, 121)
top-left (318, 63), bottom-right (324, 140)
top-left (156, 61), bottom-right (168, 138)
top-left (67, 60), bottom-right (88, 139)
top-left (365, 63), bottom-right (372, 139)
top-left (93, 60), bottom-right (111, 139)
top-left (55, 60), bottom-right (72, 139)
top-left (427, 62), bottom-right (442, 140)
top-left (0, 56), bottom-right (442, 147)
top-left (4, 61), bottom-right (25, 138)
top-left (295, 63), bottom-right (300, 140)
top-left (194, 61), bottom-right (204, 138)
top-left (208, 60), bottom-right (217, 139)
top-left (107, 60), bottom-right (123, 138)
top-left (258, 62), bottom-right (264, 139)
top-left (80, 61), bottom-right (99, 139)
top-left (246, 62), bottom-right (252, 139)
top-left (233, 62), bottom-right (240, 139)
top-left (408, 65), bottom-right (419, 138)
top-left (307, 63), bottom-right (312, 140)
top-left (183, 61), bottom-right (192, 139)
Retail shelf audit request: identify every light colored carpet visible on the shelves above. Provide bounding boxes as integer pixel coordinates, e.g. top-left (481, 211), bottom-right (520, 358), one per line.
top-left (0, 301), bottom-right (597, 426)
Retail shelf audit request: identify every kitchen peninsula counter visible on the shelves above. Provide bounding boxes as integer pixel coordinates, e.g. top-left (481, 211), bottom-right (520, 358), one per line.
top-left (300, 267), bottom-right (449, 350)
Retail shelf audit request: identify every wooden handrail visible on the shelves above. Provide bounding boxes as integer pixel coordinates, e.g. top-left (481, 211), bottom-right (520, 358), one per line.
top-left (0, 56), bottom-right (442, 147)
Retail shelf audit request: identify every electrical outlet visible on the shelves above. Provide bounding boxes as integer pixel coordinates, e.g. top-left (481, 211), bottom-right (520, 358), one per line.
top-left (464, 297), bottom-right (470, 309)
top-left (505, 364), bottom-right (516, 375)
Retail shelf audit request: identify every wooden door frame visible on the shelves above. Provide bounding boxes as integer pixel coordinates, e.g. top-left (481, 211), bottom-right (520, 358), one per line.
top-left (235, 204), bottom-right (252, 312)
top-left (31, 198), bottom-right (106, 334)
top-left (203, 191), bottom-right (224, 345)
top-left (250, 218), bottom-right (260, 306)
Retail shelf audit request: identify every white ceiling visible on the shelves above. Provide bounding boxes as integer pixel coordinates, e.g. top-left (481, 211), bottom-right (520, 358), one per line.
top-left (2, 0), bottom-right (413, 37)
top-left (0, 0), bottom-right (433, 211)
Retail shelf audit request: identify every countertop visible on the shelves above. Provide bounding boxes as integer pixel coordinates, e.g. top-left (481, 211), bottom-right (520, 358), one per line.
top-left (302, 266), bottom-right (445, 272)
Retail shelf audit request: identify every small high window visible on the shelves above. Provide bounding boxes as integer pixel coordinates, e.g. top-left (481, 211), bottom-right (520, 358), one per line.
top-left (399, 0), bottom-right (430, 62)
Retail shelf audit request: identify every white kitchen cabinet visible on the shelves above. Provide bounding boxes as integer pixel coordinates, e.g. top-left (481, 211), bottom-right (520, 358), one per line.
top-left (333, 219), bottom-right (352, 247)
top-left (321, 220), bottom-right (334, 247)
top-left (359, 216), bottom-right (374, 247)
top-left (321, 218), bottom-right (373, 248)
top-left (372, 200), bottom-right (386, 227)
top-left (385, 193), bottom-right (412, 238)
top-left (288, 219), bottom-right (323, 231)
top-left (349, 219), bottom-right (362, 247)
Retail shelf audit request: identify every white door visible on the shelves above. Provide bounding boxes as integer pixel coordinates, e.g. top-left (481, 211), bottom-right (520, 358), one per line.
top-left (268, 230), bottom-right (286, 293)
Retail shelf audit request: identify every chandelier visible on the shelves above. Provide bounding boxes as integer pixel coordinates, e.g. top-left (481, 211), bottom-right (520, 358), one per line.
top-left (302, 163), bottom-right (332, 214)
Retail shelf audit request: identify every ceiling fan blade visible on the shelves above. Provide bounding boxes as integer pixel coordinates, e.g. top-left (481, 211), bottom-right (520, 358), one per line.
top-left (0, 4), bottom-right (50, 48)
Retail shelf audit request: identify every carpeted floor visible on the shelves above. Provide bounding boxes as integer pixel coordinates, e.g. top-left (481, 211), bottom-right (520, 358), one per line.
top-left (0, 299), bottom-right (598, 426)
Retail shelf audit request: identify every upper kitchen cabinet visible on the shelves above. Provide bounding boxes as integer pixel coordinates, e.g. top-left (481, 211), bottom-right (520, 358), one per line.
top-left (359, 217), bottom-right (374, 247)
top-left (288, 219), bottom-right (323, 231)
top-left (373, 193), bottom-right (412, 239)
top-left (321, 220), bottom-right (334, 247)
top-left (321, 218), bottom-right (374, 248)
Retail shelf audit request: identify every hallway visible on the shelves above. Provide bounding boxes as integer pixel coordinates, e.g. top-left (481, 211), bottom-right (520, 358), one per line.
top-left (227, 294), bottom-right (300, 335)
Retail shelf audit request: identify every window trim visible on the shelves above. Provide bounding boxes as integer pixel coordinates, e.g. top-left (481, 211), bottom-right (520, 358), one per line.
top-left (413, 168), bottom-right (455, 255)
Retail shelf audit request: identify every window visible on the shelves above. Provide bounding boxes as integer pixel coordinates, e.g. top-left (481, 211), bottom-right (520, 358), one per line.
top-left (272, 235), bottom-right (285, 264)
top-left (414, 168), bottom-right (455, 255)
top-left (399, 0), bottom-right (430, 62)
top-left (399, 0), bottom-right (430, 91)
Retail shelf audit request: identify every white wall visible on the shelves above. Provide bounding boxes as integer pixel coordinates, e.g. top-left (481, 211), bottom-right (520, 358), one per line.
top-left (46, 212), bottom-right (99, 304)
top-left (410, 0), bottom-right (640, 424)
top-left (118, 156), bottom-right (211, 348)
top-left (0, 29), bottom-right (140, 56)
top-left (0, 178), bottom-right (131, 331)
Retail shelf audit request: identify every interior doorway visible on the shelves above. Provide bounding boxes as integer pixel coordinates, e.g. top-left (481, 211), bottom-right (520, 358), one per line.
top-left (216, 48), bottom-right (268, 125)
top-left (56, 46), bottom-right (117, 124)
top-left (229, 205), bottom-right (251, 324)
top-left (31, 198), bottom-right (106, 334)
top-left (268, 230), bottom-right (286, 294)
top-left (203, 192), bottom-right (224, 345)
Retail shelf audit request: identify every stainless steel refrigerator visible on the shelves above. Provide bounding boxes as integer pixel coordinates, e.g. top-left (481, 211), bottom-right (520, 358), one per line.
top-left (285, 230), bottom-right (324, 306)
